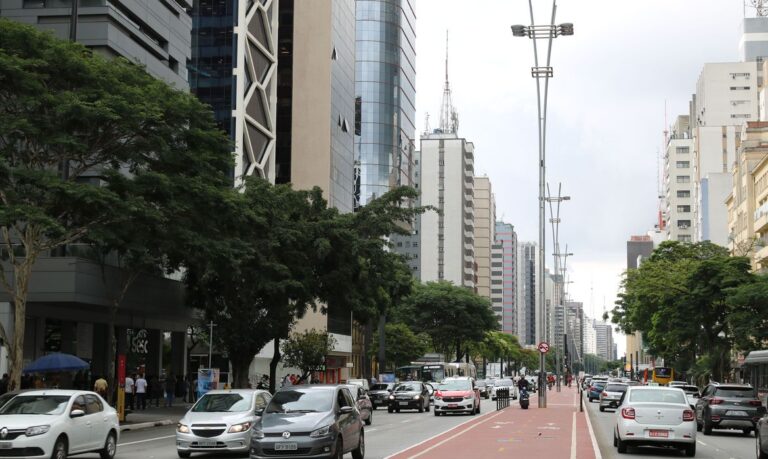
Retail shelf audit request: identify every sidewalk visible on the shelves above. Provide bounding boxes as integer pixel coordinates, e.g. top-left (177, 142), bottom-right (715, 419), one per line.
top-left (120, 402), bottom-right (192, 432)
top-left (386, 386), bottom-right (600, 459)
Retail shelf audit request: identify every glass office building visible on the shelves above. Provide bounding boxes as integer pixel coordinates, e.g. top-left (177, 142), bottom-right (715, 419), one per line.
top-left (355, 0), bottom-right (417, 208)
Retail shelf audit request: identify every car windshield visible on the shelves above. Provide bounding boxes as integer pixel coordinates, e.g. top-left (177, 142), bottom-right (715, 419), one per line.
top-left (496, 379), bottom-right (514, 387)
top-left (370, 384), bottom-right (391, 391)
top-left (629, 389), bottom-right (686, 404)
top-left (438, 381), bottom-right (472, 391)
top-left (266, 389), bottom-right (333, 413)
top-left (605, 384), bottom-right (628, 392)
top-left (715, 387), bottom-right (756, 398)
top-left (395, 384), bottom-right (421, 392)
top-left (592, 382), bottom-right (606, 389)
top-left (475, 381), bottom-right (486, 387)
top-left (0, 395), bottom-right (70, 415)
top-left (192, 393), bottom-right (251, 412)
top-left (681, 386), bottom-right (699, 394)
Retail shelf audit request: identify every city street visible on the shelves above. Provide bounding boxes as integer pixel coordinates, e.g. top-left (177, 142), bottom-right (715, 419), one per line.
top-left (93, 398), bottom-right (499, 459)
top-left (585, 393), bottom-right (756, 459)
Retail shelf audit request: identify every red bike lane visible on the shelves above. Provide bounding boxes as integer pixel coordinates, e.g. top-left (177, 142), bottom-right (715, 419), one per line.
top-left (386, 386), bottom-right (599, 459)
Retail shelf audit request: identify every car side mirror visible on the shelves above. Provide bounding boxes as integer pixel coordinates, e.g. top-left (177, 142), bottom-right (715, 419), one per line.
top-left (70, 409), bottom-right (85, 418)
top-left (255, 408), bottom-right (264, 416)
top-left (339, 406), bottom-right (354, 414)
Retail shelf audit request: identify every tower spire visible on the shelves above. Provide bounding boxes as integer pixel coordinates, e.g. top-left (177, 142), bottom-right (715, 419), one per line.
top-left (439, 30), bottom-right (459, 134)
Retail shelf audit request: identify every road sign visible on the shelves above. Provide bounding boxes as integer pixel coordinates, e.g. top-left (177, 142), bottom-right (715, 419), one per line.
top-left (538, 342), bottom-right (550, 354)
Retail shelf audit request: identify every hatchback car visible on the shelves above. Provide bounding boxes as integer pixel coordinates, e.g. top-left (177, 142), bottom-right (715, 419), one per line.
top-left (695, 383), bottom-right (765, 436)
top-left (250, 385), bottom-right (364, 459)
top-left (587, 381), bottom-right (607, 402)
top-left (0, 390), bottom-right (119, 459)
top-left (599, 383), bottom-right (628, 412)
top-left (475, 380), bottom-right (489, 399)
top-left (613, 386), bottom-right (696, 456)
top-left (387, 382), bottom-right (430, 413)
top-left (343, 384), bottom-right (372, 426)
top-left (433, 379), bottom-right (481, 416)
top-left (367, 383), bottom-right (394, 410)
top-left (490, 379), bottom-right (516, 401)
top-left (176, 389), bottom-right (270, 457)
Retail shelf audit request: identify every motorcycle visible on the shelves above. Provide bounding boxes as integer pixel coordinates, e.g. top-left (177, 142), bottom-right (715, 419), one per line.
top-left (519, 388), bottom-right (530, 409)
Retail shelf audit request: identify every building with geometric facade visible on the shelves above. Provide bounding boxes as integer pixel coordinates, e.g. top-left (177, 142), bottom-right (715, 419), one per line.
top-left (495, 222), bottom-right (517, 335)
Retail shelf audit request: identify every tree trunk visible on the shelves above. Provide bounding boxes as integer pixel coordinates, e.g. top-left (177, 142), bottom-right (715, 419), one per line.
top-left (231, 355), bottom-right (251, 389)
top-left (455, 339), bottom-right (461, 363)
top-left (363, 319), bottom-right (373, 380)
top-left (377, 315), bottom-right (386, 373)
top-left (269, 337), bottom-right (280, 394)
top-left (10, 257), bottom-right (35, 391)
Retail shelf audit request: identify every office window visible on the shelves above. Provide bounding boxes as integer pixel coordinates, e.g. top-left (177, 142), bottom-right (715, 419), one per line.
top-left (677, 205), bottom-right (691, 213)
top-left (676, 161), bottom-right (690, 168)
top-left (676, 146), bottom-right (690, 154)
top-left (730, 86), bottom-right (751, 90)
top-left (676, 176), bottom-right (691, 183)
top-left (678, 235), bottom-right (692, 242)
top-left (677, 190), bottom-right (691, 198)
top-left (677, 220), bottom-right (691, 229)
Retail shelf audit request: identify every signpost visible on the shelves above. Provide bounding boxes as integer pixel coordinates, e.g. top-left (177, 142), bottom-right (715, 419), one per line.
top-left (538, 342), bottom-right (550, 354)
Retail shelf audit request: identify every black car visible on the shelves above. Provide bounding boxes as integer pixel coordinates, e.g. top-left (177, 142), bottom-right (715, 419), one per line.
top-left (695, 383), bottom-right (765, 435)
top-left (475, 380), bottom-right (489, 399)
top-left (387, 382), bottom-right (431, 413)
top-left (368, 383), bottom-right (394, 410)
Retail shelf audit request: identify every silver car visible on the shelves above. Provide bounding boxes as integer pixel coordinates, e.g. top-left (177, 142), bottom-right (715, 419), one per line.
top-left (614, 386), bottom-right (696, 457)
top-left (599, 383), bottom-right (628, 412)
top-left (176, 389), bottom-right (271, 457)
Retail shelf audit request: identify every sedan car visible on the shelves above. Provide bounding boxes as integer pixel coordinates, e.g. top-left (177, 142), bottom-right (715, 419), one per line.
top-left (0, 390), bottom-right (119, 459)
top-left (176, 389), bottom-right (270, 457)
top-left (599, 383), bottom-right (628, 412)
top-left (695, 383), bottom-right (765, 436)
top-left (433, 379), bottom-right (481, 416)
top-left (756, 404), bottom-right (768, 459)
top-left (475, 380), bottom-right (489, 399)
top-left (250, 385), bottom-right (364, 459)
top-left (614, 386), bottom-right (696, 456)
top-left (588, 381), bottom-right (607, 402)
top-left (387, 382), bottom-right (431, 413)
top-left (367, 383), bottom-right (394, 410)
top-left (344, 384), bottom-right (372, 426)
top-left (491, 379), bottom-right (516, 401)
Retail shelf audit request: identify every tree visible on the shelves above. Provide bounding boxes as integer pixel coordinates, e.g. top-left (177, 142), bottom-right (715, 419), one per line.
top-left (369, 323), bottom-right (431, 371)
top-left (281, 329), bottom-right (337, 382)
top-left (398, 281), bottom-right (498, 362)
top-left (0, 20), bottom-right (233, 388)
top-left (727, 274), bottom-right (768, 352)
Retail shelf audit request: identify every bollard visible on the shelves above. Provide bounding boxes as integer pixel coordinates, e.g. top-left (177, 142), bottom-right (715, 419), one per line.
top-left (496, 388), bottom-right (510, 410)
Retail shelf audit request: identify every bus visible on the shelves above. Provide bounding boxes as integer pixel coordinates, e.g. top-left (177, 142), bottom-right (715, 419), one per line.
top-left (744, 350), bottom-right (768, 400)
top-left (420, 362), bottom-right (477, 383)
top-left (652, 366), bottom-right (674, 385)
top-left (395, 365), bottom-right (423, 382)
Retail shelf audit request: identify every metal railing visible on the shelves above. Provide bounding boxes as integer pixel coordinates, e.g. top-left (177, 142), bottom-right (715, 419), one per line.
top-left (496, 388), bottom-right (511, 410)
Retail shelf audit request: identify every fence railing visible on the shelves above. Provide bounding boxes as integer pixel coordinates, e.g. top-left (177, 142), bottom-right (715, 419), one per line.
top-left (496, 388), bottom-right (511, 410)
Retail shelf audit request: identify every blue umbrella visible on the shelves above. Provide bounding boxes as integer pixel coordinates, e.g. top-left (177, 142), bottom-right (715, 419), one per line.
top-left (23, 353), bottom-right (90, 373)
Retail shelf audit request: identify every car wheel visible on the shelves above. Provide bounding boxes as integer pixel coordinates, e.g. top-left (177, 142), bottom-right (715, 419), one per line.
top-left (351, 430), bottom-right (364, 459)
top-left (418, 401), bottom-right (424, 413)
top-left (696, 420), bottom-right (702, 432)
top-left (703, 417), bottom-right (713, 435)
top-left (684, 443), bottom-right (696, 457)
top-left (395, 407), bottom-right (400, 413)
top-left (177, 452), bottom-right (191, 458)
top-left (434, 409), bottom-right (440, 416)
top-left (388, 406), bottom-right (393, 413)
top-left (599, 406), bottom-right (605, 412)
top-left (613, 431), bottom-right (617, 447)
top-left (99, 432), bottom-right (117, 459)
top-left (365, 410), bottom-right (372, 426)
top-left (616, 435), bottom-right (628, 454)
top-left (51, 437), bottom-right (67, 459)
top-left (333, 437), bottom-right (344, 459)
top-left (757, 433), bottom-right (768, 459)
top-left (744, 428), bottom-right (753, 436)
top-left (371, 403), bottom-right (377, 411)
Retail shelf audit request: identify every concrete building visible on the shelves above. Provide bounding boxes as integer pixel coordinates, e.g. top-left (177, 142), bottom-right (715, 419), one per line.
top-left (516, 242), bottom-right (538, 346)
top-left (397, 150), bottom-right (422, 278)
top-left (663, 116), bottom-right (696, 242)
top-left (565, 301), bottom-right (584, 365)
top-left (583, 315), bottom-right (597, 356)
top-left (625, 234), bottom-right (655, 370)
top-left (490, 242), bottom-right (504, 328)
top-left (740, 16), bottom-right (768, 63)
top-left (474, 177), bottom-right (495, 300)
top-left (495, 222), bottom-right (517, 335)
top-left (355, 0), bottom-right (417, 209)
top-left (594, 320), bottom-right (615, 362)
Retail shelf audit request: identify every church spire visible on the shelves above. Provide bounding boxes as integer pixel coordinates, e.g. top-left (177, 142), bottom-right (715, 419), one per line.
top-left (439, 30), bottom-right (459, 134)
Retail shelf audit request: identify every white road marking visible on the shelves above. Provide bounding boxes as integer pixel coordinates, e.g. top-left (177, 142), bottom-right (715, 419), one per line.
top-left (570, 412), bottom-right (577, 459)
top-left (366, 428), bottom-right (378, 433)
top-left (584, 401), bottom-right (603, 459)
top-left (697, 440), bottom-right (707, 446)
top-left (401, 419), bottom-right (412, 423)
top-left (118, 434), bottom-right (175, 447)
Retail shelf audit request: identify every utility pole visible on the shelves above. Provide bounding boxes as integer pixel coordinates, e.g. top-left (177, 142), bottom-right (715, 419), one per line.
top-left (546, 183), bottom-right (570, 392)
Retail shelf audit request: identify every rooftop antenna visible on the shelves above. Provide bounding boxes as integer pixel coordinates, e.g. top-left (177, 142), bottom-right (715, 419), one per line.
top-left (749, 0), bottom-right (768, 16)
top-left (424, 112), bottom-right (430, 135)
top-left (439, 30), bottom-right (459, 134)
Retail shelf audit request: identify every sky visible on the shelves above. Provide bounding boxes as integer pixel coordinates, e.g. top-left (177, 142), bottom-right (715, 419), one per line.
top-left (413, 0), bottom-right (747, 356)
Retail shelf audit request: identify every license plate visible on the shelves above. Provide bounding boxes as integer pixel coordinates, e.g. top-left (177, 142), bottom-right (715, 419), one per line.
top-left (275, 442), bottom-right (298, 451)
top-left (197, 440), bottom-right (217, 447)
top-left (399, 401), bottom-right (410, 406)
top-left (649, 430), bottom-right (669, 438)
top-left (0, 443), bottom-right (10, 450)
top-left (727, 410), bottom-right (748, 417)
top-left (448, 404), bottom-right (458, 408)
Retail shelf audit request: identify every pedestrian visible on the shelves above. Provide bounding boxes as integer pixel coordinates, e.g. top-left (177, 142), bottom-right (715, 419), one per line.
top-left (125, 374), bottom-right (135, 410)
top-left (281, 374), bottom-right (292, 388)
top-left (94, 375), bottom-right (108, 399)
top-left (164, 374), bottom-right (176, 407)
top-left (176, 375), bottom-right (187, 403)
top-left (0, 373), bottom-right (9, 396)
top-left (135, 374), bottom-right (147, 410)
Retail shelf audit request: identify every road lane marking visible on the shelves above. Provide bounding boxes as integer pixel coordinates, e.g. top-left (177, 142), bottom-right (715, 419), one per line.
top-left (697, 440), bottom-right (707, 446)
top-left (570, 412), bottom-right (577, 459)
top-left (401, 419), bottom-right (412, 423)
top-left (583, 401), bottom-right (603, 459)
top-left (118, 434), bottom-right (175, 447)
top-left (366, 428), bottom-right (378, 433)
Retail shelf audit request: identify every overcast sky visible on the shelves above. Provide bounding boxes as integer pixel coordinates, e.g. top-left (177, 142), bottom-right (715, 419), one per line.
top-left (413, 0), bottom-right (748, 355)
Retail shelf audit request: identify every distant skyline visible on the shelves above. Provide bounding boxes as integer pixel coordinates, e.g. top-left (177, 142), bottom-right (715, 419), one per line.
top-left (413, 0), bottom-right (747, 356)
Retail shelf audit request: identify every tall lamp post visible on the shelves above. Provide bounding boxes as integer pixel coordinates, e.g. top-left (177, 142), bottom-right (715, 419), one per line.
top-left (546, 183), bottom-right (569, 392)
top-left (511, 2), bottom-right (574, 408)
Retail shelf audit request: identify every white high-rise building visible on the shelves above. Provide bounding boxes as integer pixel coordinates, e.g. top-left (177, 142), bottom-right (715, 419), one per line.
top-left (583, 316), bottom-right (597, 355)
top-left (664, 116), bottom-right (695, 242)
top-left (516, 242), bottom-right (538, 345)
top-left (593, 320), bottom-right (615, 362)
top-left (495, 222), bottom-right (517, 335)
top-left (474, 177), bottom-right (496, 300)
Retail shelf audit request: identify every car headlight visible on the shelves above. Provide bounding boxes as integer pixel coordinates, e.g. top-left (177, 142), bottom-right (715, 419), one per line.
top-left (177, 423), bottom-right (190, 434)
top-left (389, 395), bottom-right (394, 400)
top-left (25, 425), bottom-right (50, 437)
top-left (228, 422), bottom-right (252, 433)
top-left (464, 396), bottom-right (473, 400)
top-left (310, 425), bottom-right (332, 438)
top-left (413, 395), bottom-right (421, 400)
top-left (251, 428), bottom-right (264, 439)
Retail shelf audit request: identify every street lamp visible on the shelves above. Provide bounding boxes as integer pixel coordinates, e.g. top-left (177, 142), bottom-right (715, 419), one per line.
top-left (546, 183), bottom-right (570, 393)
top-left (511, 0), bottom-right (573, 408)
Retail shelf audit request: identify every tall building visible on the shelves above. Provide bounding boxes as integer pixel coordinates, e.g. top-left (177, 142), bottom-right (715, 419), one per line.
top-left (740, 16), bottom-right (768, 62)
top-left (663, 116), bottom-right (695, 242)
top-left (594, 320), bottom-right (615, 362)
top-left (582, 315), bottom-right (597, 355)
top-left (516, 242), bottom-right (538, 345)
top-left (354, 0), bottom-right (417, 208)
top-left (495, 222), bottom-right (517, 335)
top-left (474, 177), bottom-right (495, 300)
top-left (490, 242), bottom-right (504, 328)
top-left (565, 301), bottom-right (584, 364)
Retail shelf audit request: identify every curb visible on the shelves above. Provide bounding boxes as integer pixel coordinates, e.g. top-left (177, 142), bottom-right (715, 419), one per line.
top-left (119, 419), bottom-right (174, 432)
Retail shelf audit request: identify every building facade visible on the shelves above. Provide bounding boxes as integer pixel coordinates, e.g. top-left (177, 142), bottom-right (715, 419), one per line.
top-left (664, 116), bottom-right (696, 242)
top-left (495, 222), bottom-right (517, 335)
top-left (593, 320), bottom-right (615, 362)
top-left (473, 177), bottom-right (495, 300)
top-left (490, 242), bottom-right (504, 328)
top-left (516, 241), bottom-right (537, 345)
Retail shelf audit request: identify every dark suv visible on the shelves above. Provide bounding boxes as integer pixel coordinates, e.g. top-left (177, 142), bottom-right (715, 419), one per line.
top-left (695, 383), bottom-right (765, 435)
top-left (387, 382), bottom-right (431, 413)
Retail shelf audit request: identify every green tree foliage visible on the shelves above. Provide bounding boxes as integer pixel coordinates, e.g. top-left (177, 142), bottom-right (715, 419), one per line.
top-left (370, 323), bottom-right (431, 371)
top-left (281, 329), bottom-right (337, 382)
top-left (397, 281), bottom-right (498, 362)
top-left (609, 241), bottom-right (753, 381)
top-left (726, 274), bottom-right (768, 352)
top-left (0, 20), bottom-right (233, 389)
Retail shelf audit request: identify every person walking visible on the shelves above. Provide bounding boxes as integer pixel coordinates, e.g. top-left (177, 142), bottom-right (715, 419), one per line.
top-left (125, 374), bottom-right (135, 411)
top-left (164, 374), bottom-right (176, 407)
top-left (135, 374), bottom-right (147, 410)
top-left (94, 375), bottom-right (108, 400)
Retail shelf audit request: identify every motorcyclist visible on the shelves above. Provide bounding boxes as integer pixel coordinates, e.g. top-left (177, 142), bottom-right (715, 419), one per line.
top-left (517, 376), bottom-right (530, 398)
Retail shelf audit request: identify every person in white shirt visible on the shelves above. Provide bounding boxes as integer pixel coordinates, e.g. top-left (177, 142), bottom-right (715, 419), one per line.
top-left (125, 375), bottom-right (135, 410)
top-left (135, 374), bottom-right (148, 410)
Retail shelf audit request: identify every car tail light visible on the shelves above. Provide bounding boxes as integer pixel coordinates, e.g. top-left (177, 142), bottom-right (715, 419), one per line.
top-left (749, 400), bottom-right (762, 406)
top-left (621, 407), bottom-right (636, 420)
top-left (709, 397), bottom-right (723, 405)
top-left (601, 392), bottom-right (608, 397)
top-left (711, 414), bottom-right (721, 421)
top-left (682, 409), bottom-right (694, 421)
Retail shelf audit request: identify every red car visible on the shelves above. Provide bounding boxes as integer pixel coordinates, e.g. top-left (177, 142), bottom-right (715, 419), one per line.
top-left (433, 378), bottom-right (482, 416)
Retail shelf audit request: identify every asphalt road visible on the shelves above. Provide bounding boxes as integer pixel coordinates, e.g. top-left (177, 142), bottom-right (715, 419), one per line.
top-left (75, 398), bottom-right (498, 459)
top-left (585, 393), bottom-right (757, 458)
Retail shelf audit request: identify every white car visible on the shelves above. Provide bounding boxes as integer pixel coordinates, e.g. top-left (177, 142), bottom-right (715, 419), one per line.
top-left (176, 389), bottom-right (271, 457)
top-left (490, 379), bottom-right (517, 400)
top-left (0, 389), bottom-right (119, 459)
top-left (614, 386), bottom-right (696, 457)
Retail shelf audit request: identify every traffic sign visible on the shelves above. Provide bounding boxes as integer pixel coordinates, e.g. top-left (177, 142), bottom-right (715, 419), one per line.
top-left (538, 342), bottom-right (550, 353)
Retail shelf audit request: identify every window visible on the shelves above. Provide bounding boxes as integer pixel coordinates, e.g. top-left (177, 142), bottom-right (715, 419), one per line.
top-left (676, 161), bottom-right (690, 168)
top-left (491, 289), bottom-right (503, 294)
top-left (677, 205), bottom-right (691, 213)
top-left (731, 114), bottom-right (751, 119)
top-left (492, 271), bottom-right (503, 276)
top-left (412, 242), bottom-right (418, 247)
top-left (491, 279), bottom-right (502, 285)
top-left (677, 190), bottom-right (691, 198)
top-left (676, 146), bottom-right (690, 154)
top-left (677, 220), bottom-right (691, 229)
top-left (85, 395), bottom-right (103, 414)
top-left (730, 86), bottom-right (751, 90)
top-left (676, 176), bottom-right (690, 183)
top-left (491, 262), bottom-right (503, 267)
top-left (678, 235), bottom-right (692, 242)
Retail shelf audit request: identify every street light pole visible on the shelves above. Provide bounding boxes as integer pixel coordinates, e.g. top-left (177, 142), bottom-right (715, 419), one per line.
top-left (546, 183), bottom-right (570, 392)
top-left (512, 4), bottom-right (574, 408)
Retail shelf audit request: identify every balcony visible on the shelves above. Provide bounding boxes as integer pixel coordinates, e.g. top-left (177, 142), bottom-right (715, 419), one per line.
top-left (755, 203), bottom-right (768, 232)
top-left (755, 244), bottom-right (768, 265)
